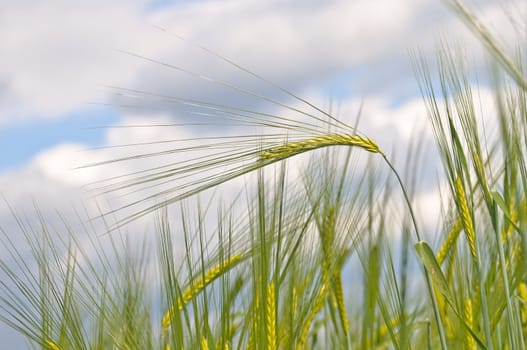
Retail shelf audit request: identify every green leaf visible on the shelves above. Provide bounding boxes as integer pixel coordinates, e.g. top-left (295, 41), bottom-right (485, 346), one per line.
top-left (414, 241), bottom-right (451, 300)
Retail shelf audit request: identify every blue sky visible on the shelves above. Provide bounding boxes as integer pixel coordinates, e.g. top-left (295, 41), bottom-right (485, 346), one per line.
top-left (0, 0), bottom-right (523, 348)
top-left (0, 106), bottom-right (119, 170)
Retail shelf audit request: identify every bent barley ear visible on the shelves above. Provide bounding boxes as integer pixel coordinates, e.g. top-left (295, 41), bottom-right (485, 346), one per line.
top-left (162, 253), bottom-right (242, 329)
top-left (436, 218), bottom-right (463, 265)
top-left (260, 133), bottom-right (384, 162)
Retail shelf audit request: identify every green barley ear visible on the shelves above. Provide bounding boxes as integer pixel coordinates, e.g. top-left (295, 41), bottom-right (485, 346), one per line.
top-left (162, 253), bottom-right (242, 329)
top-left (464, 297), bottom-right (476, 350)
top-left (200, 336), bottom-right (209, 350)
top-left (266, 282), bottom-right (276, 350)
top-left (519, 283), bottom-right (527, 336)
top-left (454, 177), bottom-right (477, 261)
top-left (296, 284), bottom-right (328, 350)
top-left (260, 133), bottom-right (384, 162)
top-left (436, 218), bottom-right (462, 265)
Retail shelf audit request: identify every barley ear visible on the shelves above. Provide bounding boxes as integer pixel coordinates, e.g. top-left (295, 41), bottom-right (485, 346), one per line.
top-left (454, 177), bottom-right (477, 261)
top-left (260, 134), bottom-right (384, 162)
top-left (297, 284), bottom-right (328, 350)
top-left (162, 253), bottom-right (242, 329)
top-left (334, 274), bottom-right (350, 334)
top-left (436, 218), bottom-right (463, 265)
top-left (266, 282), bottom-right (276, 350)
top-left (201, 336), bottom-right (209, 350)
top-left (464, 297), bottom-right (476, 350)
top-left (518, 283), bottom-right (527, 336)
top-left (45, 340), bottom-right (61, 350)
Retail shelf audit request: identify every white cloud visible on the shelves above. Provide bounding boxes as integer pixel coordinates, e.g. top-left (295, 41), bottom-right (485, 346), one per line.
top-left (0, 0), bottom-right (524, 346)
top-left (2, 0), bottom-right (521, 125)
top-left (0, 0), bottom-right (157, 122)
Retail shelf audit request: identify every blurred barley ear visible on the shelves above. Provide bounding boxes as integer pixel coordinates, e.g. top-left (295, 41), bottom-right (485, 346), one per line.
top-left (45, 340), bottom-right (60, 350)
top-left (161, 253), bottom-right (242, 330)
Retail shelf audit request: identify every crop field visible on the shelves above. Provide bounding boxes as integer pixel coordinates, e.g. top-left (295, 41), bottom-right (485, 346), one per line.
top-left (0, 1), bottom-right (526, 349)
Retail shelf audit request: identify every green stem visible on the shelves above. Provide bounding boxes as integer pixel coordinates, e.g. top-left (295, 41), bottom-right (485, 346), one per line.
top-left (491, 200), bottom-right (515, 349)
top-left (382, 155), bottom-right (421, 241)
top-left (382, 155), bottom-right (449, 350)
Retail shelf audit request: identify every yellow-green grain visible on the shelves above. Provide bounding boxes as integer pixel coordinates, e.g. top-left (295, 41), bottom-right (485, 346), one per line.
top-left (201, 336), bottom-right (209, 350)
top-left (297, 284), bottom-right (328, 350)
top-left (45, 340), bottom-right (61, 350)
top-left (436, 218), bottom-right (463, 265)
top-left (334, 274), bottom-right (349, 334)
top-left (519, 283), bottom-right (527, 336)
top-left (454, 177), bottom-right (477, 260)
top-left (266, 282), bottom-right (276, 350)
top-left (465, 297), bottom-right (476, 350)
top-left (260, 134), bottom-right (383, 162)
top-left (162, 253), bottom-right (242, 329)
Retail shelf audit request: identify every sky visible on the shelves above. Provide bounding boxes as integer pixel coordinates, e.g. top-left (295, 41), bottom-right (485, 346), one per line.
top-left (0, 0), bottom-right (524, 347)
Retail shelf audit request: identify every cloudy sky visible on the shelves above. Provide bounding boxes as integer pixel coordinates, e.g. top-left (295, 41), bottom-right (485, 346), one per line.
top-left (0, 0), bottom-right (524, 347)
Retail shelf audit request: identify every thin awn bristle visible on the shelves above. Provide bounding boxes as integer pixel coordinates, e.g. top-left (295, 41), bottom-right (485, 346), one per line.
top-left (260, 134), bottom-right (384, 162)
top-left (161, 253), bottom-right (242, 329)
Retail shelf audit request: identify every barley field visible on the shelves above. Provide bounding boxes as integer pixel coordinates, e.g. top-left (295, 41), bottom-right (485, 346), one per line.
top-left (0, 1), bottom-right (526, 349)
